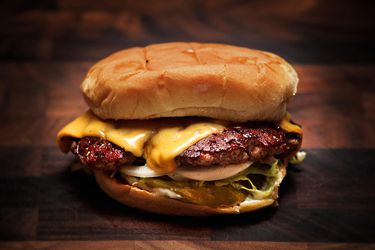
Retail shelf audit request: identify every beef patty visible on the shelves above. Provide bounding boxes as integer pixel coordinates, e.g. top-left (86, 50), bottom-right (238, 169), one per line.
top-left (71, 125), bottom-right (302, 170)
top-left (176, 126), bottom-right (301, 167)
top-left (71, 137), bottom-right (136, 171)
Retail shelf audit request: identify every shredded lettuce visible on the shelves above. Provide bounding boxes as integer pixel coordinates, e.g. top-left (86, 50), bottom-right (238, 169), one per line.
top-left (214, 160), bottom-right (280, 199)
top-left (121, 160), bottom-right (281, 204)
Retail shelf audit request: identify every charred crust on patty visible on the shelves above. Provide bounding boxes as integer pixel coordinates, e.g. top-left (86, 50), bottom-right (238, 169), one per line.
top-left (71, 137), bottom-right (136, 171)
top-left (176, 125), bottom-right (301, 167)
top-left (72, 125), bottom-right (302, 171)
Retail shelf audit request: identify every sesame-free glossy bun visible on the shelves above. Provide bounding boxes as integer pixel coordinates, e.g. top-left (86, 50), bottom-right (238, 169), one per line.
top-left (92, 163), bottom-right (286, 216)
top-left (82, 42), bottom-right (298, 122)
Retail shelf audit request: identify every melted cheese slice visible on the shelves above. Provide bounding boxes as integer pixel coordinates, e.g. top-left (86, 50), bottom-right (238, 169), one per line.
top-left (57, 111), bottom-right (225, 173)
top-left (279, 112), bottom-right (303, 135)
top-left (57, 112), bottom-right (155, 156)
top-left (57, 111), bottom-right (302, 173)
top-left (144, 122), bottom-right (225, 172)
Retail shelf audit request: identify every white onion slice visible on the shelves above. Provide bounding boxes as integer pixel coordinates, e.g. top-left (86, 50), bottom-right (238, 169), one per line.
top-left (171, 162), bottom-right (253, 181)
top-left (119, 162), bottom-right (253, 181)
top-left (119, 165), bottom-right (167, 178)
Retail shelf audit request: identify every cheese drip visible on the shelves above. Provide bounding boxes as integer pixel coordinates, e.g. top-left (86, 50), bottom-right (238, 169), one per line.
top-left (57, 111), bottom-right (225, 172)
top-left (57, 111), bottom-right (155, 156)
top-left (279, 112), bottom-right (303, 135)
top-left (57, 111), bottom-right (302, 173)
top-left (144, 122), bottom-right (225, 172)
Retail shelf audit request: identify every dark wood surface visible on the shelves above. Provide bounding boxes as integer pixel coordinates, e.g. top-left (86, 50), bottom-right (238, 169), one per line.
top-left (0, 1), bottom-right (374, 249)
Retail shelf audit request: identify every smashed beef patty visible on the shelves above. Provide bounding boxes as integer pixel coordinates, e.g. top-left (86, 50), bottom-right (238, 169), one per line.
top-left (175, 126), bottom-right (301, 167)
top-left (71, 125), bottom-right (301, 170)
top-left (71, 137), bottom-right (136, 171)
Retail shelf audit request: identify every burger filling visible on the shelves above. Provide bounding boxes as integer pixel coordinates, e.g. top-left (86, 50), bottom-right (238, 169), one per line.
top-left (122, 160), bottom-right (282, 208)
top-left (68, 123), bottom-right (302, 208)
top-left (70, 126), bottom-right (300, 170)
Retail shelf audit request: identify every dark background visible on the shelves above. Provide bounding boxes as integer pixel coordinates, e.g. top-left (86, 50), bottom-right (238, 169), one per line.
top-left (1, 0), bottom-right (374, 63)
top-left (0, 0), bottom-right (374, 249)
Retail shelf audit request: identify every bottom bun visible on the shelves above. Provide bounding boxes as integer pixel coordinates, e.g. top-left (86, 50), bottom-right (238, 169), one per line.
top-left (93, 163), bottom-right (287, 216)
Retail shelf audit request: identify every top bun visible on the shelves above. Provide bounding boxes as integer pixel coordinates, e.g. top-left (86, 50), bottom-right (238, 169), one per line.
top-left (81, 42), bottom-right (298, 122)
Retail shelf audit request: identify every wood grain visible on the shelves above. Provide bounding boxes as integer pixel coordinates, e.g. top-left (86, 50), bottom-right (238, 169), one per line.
top-left (0, 0), bottom-right (374, 249)
top-left (0, 1), bottom-right (374, 63)
top-left (0, 241), bottom-right (374, 250)
top-left (0, 148), bottom-right (373, 242)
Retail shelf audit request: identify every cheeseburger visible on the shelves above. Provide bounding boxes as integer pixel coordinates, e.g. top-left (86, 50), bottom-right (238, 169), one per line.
top-left (57, 42), bottom-right (304, 216)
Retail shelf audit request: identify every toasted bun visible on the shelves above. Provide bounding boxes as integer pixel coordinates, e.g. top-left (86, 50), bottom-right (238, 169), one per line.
top-left (82, 42), bottom-right (298, 122)
top-left (92, 163), bottom-right (286, 216)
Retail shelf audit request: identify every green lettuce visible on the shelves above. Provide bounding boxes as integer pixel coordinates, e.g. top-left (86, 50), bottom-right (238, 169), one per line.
top-left (124, 160), bottom-right (281, 203)
top-left (214, 160), bottom-right (280, 199)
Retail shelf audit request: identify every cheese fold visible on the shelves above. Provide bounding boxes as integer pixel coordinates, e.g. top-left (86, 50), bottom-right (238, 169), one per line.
top-left (57, 111), bottom-right (225, 172)
top-left (57, 111), bottom-right (302, 172)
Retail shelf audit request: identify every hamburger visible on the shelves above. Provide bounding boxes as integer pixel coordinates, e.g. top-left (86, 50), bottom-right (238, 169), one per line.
top-left (57, 42), bottom-right (304, 216)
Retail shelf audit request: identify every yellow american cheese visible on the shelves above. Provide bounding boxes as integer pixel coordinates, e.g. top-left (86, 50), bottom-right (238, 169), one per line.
top-left (57, 111), bottom-right (302, 173)
top-left (57, 111), bottom-right (225, 172)
top-left (57, 111), bottom-right (154, 156)
top-left (144, 122), bottom-right (226, 172)
top-left (279, 112), bottom-right (303, 135)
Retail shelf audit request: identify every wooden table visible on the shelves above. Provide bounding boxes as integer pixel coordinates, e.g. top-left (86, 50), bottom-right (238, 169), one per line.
top-left (0, 1), bottom-right (374, 249)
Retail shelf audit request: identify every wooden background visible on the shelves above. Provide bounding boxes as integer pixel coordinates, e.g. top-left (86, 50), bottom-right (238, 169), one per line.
top-left (0, 0), bottom-right (374, 249)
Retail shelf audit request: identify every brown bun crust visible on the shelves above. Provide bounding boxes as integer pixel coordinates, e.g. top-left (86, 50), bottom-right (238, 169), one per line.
top-left (92, 163), bottom-right (286, 216)
top-left (82, 42), bottom-right (298, 122)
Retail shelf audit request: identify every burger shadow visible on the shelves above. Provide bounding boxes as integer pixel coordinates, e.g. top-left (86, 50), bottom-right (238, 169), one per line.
top-left (64, 160), bottom-right (298, 235)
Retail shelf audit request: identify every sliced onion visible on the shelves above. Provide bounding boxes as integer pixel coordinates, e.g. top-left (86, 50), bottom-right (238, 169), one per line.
top-left (119, 165), bottom-right (167, 178)
top-left (119, 162), bottom-right (253, 181)
top-left (171, 162), bottom-right (253, 181)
